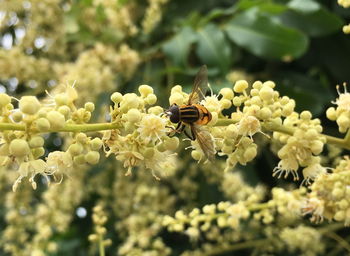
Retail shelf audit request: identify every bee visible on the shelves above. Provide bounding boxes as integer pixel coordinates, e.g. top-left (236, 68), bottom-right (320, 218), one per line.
top-left (165, 65), bottom-right (216, 161)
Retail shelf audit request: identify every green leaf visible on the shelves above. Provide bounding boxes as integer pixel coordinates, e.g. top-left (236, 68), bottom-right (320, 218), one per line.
top-left (225, 9), bottom-right (309, 60)
top-left (162, 27), bottom-right (197, 67)
top-left (195, 24), bottom-right (233, 74)
top-left (288, 0), bottom-right (320, 13)
top-left (278, 0), bottom-right (344, 37)
top-left (274, 71), bottom-right (332, 116)
top-left (236, 0), bottom-right (287, 14)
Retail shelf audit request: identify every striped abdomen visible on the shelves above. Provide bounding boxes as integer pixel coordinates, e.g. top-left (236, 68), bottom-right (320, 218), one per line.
top-left (179, 105), bottom-right (200, 123)
top-left (179, 104), bottom-right (212, 125)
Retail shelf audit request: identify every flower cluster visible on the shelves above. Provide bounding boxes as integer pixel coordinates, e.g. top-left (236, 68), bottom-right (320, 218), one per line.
top-left (142, 0), bottom-right (169, 34)
top-left (327, 84), bottom-right (350, 132)
top-left (304, 157), bottom-right (350, 225)
top-left (280, 225), bottom-right (324, 256)
top-left (0, 83), bottom-right (104, 191)
top-left (273, 111), bottom-right (326, 182)
top-left (54, 43), bottom-right (140, 104)
top-left (103, 85), bottom-right (178, 178)
top-left (112, 170), bottom-right (174, 256)
top-left (88, 204), bottom-right (112, 253)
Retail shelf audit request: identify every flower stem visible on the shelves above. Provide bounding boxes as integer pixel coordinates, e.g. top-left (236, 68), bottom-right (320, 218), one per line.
top-left (2, 118), bottom-right (350, 149)
top-left (215, 119), bottom-right (350, 150)
top-left (0, 122), bottom-right (121, 133)
top-left (99, 235), bottom-right (105, 256)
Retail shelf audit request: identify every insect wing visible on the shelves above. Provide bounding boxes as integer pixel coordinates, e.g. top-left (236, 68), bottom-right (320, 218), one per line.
top-left (191, 124), bottom-right (216, 161)
top-left (188, 65), bottom-right (208, 105)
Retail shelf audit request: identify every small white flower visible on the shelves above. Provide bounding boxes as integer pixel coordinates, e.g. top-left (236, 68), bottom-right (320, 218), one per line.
top-left (273, 158), bottom-right (299, 181)
top-left (301, 163), bottom-right (329, 186)
top-left (13, 159), bottom-right (51, 191)
top-left (137, 114), bottom-right (167, 143)
top-left (46, 151), bottom-right (73, 180)
top-left (333, 84), bottom-right (350, 111)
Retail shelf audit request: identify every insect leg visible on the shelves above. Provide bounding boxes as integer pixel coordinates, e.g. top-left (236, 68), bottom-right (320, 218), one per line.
top-left (184, 125), bottom-right (196, 141)
top-left (166, 123), bottom-right (182, 137)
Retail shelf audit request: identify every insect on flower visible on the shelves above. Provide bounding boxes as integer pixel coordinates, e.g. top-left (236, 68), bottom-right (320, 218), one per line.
top-left (165, 65), bottom-right (216, 161)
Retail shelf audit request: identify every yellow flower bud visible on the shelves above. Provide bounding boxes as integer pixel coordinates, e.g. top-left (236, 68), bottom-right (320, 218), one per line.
top-left (164, 137), bottom-right (179, 151)
top-left (29, 136), bottom-right (44, 148)
top-left (231, 112), bottom-right (243, 122)
top-left (232, 96), bottom-right (242, 107)
top-left (332, 187), bottom-right (344, 199)
top-left (219, 88), bottom-right (234, 100)
top-left (0, 93), bottom-right (11, 107)
top-left (259, 107), bottom-right (272, 120)
top-left (74, 154), bottom-right (86, 165)
top-left (138, 84), bottom-right (154, 97)
top-left (234, 80), bottom-right (248, 93)
top-left (338, 199), bottom-right (349, 210)
top-left (143, 147), bottom-right (155, 158)
top-left (225, 124), bottom-right (238, 138)
top-left (47, 111), bottom-right (65, 129)
top-left (250, 88), bottom-right (259, 96)
top-left (19, 96), bottom-right (41, 115)
top-left (111, 92), bottom-right (123, 103)
top-left (337, 114), bottom-right (350, 130)
top-left (127, 108), bottom-right (141, 123)
top-left (9, 139), bottom-right (30, 157)
top-left (85, 151), bottom-right (100, 165)
top-left (148, 106), bottom-right (163, 115)
top-left (32, 147), bottom-right (45, 158)
top-left (169, 92), bottom-right (184, 105)
top-left (68, 143), bottom-right (83, 156)
top-left (280, 96), bottom-right (290, 105)
top-left (157, 143), bottom-right (166, 152)
top-left (171, 85), bottom-right (182, 94)
top-left (310, 140), bottom-right (324, 155)
top-left (259, 86), bottom-right (274, 101)
top-left (12, 111), bottom-right (23, 122)
top-left (300, 111), bottom-right (312, 120)
top-left (243, 146), bottom-right (257, 161)
top-left (35, 118), bottom-right (51, 132)
top-left (76, 133), bottom-right (88, 143)
top-left (58, 106), bottom-right (70, 118)
top-left (90, 138), bottom-right (103, 151)
top-left (84, 102), bottom-right (95, 112)
top-left (221, 145), bottom-right (233, 154)
top-left (54, 94), bottom-right (68, 106)
top-left (191, 150), bottom-right (202, 161)
top-left (305, 129), bottom-right (318, 140)
top-left (326, 107), bottom-right (337, 121)
top-left (263, 80), bottom-right (275, 88)
top-left (120, 93), bottom-right (140, 112)
top-left (145, 94), bottom-right (157, 105)
top-left (88, 234), bottom-right (98, 242)
top-left (252, 81), bottom-right (263, 90)
top-left (334, 210), bottom-right (345, 221)
top-left (220, 99), bottom-right (232, 109)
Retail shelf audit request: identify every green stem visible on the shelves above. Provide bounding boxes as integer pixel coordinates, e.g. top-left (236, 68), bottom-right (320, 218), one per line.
top-left (215, 119), bottom-right (350, 150)
top-left (207, 222), bottom-right (345, 256)
top-left (0, 122), bottom-right (121, 133)
top-left (0, 122), bottom-right (25, 131)
top-left (1, 118), bottom-right (350, 149)
top-left (99, 235), bottom-right (105, 256)
top-left (55, 122), bottom-right (121, 133)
